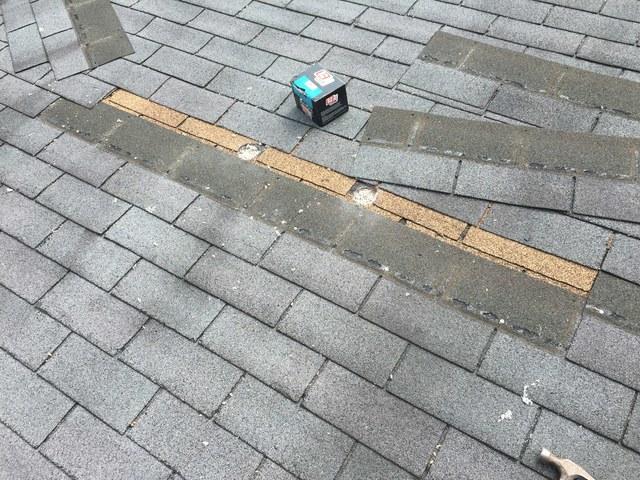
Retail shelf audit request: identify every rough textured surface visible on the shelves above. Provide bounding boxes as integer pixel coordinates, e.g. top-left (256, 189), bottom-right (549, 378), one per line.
top-left (218, 376), bottom-right (353, 480)
top-left (261, 233), bottom-right (378, 312)
top-left (280, 291), bottom-right (406, 385)
top-left (121, 321), bottom-right (241, 415)
top-left (39, 334), bottom-right (158, 432)
top-left (304, 362), bottom-right (445, 475)
top-left (389, 346), bottom-right (538, 458)
top-left (187, 246), bottom-right (301, 326)
top-left (41, 408), bottom-right (170, 480)
top-left (202, 306), bottom-right (324, 400)
top-left (479, 332), bottom-right (634, 440)
top-left (113, 260), bottom-right (224, 339)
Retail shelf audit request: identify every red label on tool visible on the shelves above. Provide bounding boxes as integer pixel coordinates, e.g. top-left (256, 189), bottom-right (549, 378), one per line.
top-left (326, 94), bottom-right (339, 106)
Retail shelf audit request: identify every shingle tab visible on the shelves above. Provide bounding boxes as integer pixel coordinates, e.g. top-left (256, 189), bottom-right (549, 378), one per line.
top-left (151, 78), bottom-right (233, 123)
top-left (361, 278), bottom-right (494, 370)
top-left (113, 260), bottom-right (223, 339)
top-left (202, 306), bottom-right (324, 400)
top-left (289, 0), bottom-right (366, 23)
top-left (103, 163), bottom-right (197, 222)
top-left (356, 7), bottom-right (440, 43)
top-left (239, 2), bottom-right (313, 33)
top-left (480, 203), bottom-right (610, 268)
top-left (568, 314), bottom-right (640, 391)
top-left (488, 85), bottom-right (599, 132)
top-left (523, 410), bottom-right (640, 479)
top-left (144, 45), bottom-right (222, 86)
top-left (0, 187), bottom-right (63, 247)
top-left (0, 423), bottom-right (70, 480)
top-left (199, 36), bottom-right (277, 75)
top-left (479, 332), bottom-right (634, 440)
top-left (218, 102), bottom-right (309, 152)
top-left (602, 234), bottom-right (640, 285)
top-left (574, 176), bottom-right (640, 224)
top-left (0, 74), bottom-right (57, 116)
top-left (402, 61), bottom-right (499, 108)
top-left (0, 285), bottom-right (68, 369)
top-left (128, 390), bottom-right (262, 479)
top-left (0, 144), bottom-right (61, 197)
top-left (39, 272), bottom-right (146, 354)
top-left (0, 232), bottom-right (67, 303)
top-left (0, 108), bottom-right (61, 154)
top-left (121, 321), bottom-right (241, 415)
top-left (261, 233), bottom-right (378, 312)
top-left (353, 144), bottom-right (459, 191)
top-left (322, 47), bottom-right (407, 87)
top-left (37, 220), bottom-right (138, 290)
top-left (133, 0), bottom-right (202, 24)
top-left (427, 429), bottom-right (545, 480)
top-left (0, 349), bottom-right (73, 446)
top-left (39, 334), bottom-right (158, 432)
top-left (38, 133), bottom-right (125, 187)
top-left (39, 174), bottom-right (130, 233)
top-left (412, 0), bottom-right (497, 33)
top-left (455, 161), bottom-right (574, 211)
top-left (545, 6), bottom-right (640, 44)
top-left (188, 10), bottom-right (263, 43)
top-left (389, 346), bottom-right (538, 458)
top-left (305, 362), bottom-right (444, 475)
top-left (217, 376), bottom-right (353, 480)
top-left (187, 246), bottom-right (301, 326)
top-left (338, 444), bottom-right (414, 480)
top-left (489, 16), bottom-right (583, 55)
top-left (280, 291), bottom-right (406, 385)
top-left (464, 0), bottom-right (550, 22)
top-left (302, 18), bottom-right (384, 54)
top-left (91, 58), bottom-right (168, 98)
top-left (139, 17), bottom-right (211, 53)
top-left (41, 408), bottom-right (170, 480)
top-left (207, 67), bottom-right (290, 111)
top-left (106, 207), bottom-right (208, 276)
top-left (250, 28), bottom-right (331, 63)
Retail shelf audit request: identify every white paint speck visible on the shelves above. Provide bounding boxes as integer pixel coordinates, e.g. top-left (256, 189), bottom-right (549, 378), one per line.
top-left (499, 410), bottom-right (513, 422)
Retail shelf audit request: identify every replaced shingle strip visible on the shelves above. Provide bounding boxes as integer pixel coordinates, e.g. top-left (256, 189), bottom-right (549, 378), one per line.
top-left (421, 31), bottom-right (640, 120)
top-left (63, 0), bottom-right (133, 68)
top-left (38, 92), bottom-right (595, 294)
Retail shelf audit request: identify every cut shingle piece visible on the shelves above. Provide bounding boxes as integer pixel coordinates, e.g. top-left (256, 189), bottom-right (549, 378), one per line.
top-left (402, 61), bottom-right (499, 108)
top-left (0, 285), bottom-right (69, 369)
top-left (40, 408), bottom-right (170, 480)
top-left (0, 186), bottom-right (64, 247)
top-left (455, 161), bottom-right (574, 211)
top-left (279, 291), bottom-right (406, 386)
top-left (121, 320), bottom-right (241, 415)
top-left (37, 220), bottom-right (139, 290)
top-left (0, 74), bottom-right (58, 116)
top-left (0, 349), bottom-right (73, 446)
top-left (479, 332), bottom-right (635, 441)
top-left (304, 362), bottom-right (445, 475)
top-left (0, 232), bottom-right (67, 303)
top-left (113, 260), bottom-right (224, 339)
top-left (6, 24), bottom-right (47, 72)
top-left (128, 390), bottom-right (262, 479)
top-left (187, 246), bottom-right (301, 326)
top-left (353, 144), bottom-right (459, 192)
top-left (42, 29), bottom-right (89, 80)
top-left (39, 334), bottom-right (158, 433)
top-left (106, 207), bottom-right (208, 277)
top-left (602, 234), bottom-right (640, 285)
top-left (202, 306), bottom-right (324, 400)
top-left (38, 273), bottom-right (147, 355)
top-left (218, 376), bottom-right (353, 480)
top-left (39, 174), bottom-right (130, 233)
